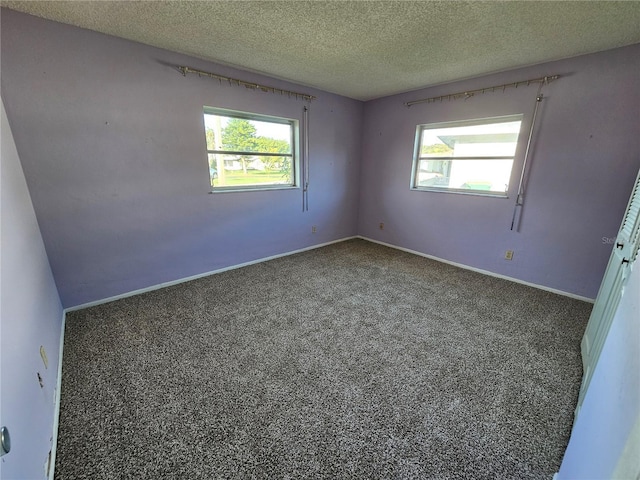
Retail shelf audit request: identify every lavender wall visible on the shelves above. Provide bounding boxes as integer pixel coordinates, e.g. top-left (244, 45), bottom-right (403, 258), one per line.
top-left (1, 99), bottom-right (63, 479)
top-left (3, 8), bottom-right (637, 307)
top-left (358, 44), bottom-right (640, 299)
top-left (0, 9), bottom-right (362, 308)
top-left (557, 261), bottom-right (640, 479)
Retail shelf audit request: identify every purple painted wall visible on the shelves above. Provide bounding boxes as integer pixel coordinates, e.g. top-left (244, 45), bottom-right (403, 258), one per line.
top-left (1, 98), bottom-right (63, 479)
top-left (0, 9), bottom-right (362, 308)
top-left (358, 44), bottom-right (640, 299)
top-left (3, 9), bottom-right (637, 307)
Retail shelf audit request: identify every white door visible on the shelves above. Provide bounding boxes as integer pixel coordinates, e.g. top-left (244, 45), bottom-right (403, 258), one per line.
top-left (578, 167), bottom-right (640, 414)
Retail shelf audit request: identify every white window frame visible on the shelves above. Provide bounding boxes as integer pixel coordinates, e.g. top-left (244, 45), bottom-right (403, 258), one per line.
top-left (203, 107), bottom-right (300, 193)
top-left (410, 114), bottom-right (523, 198)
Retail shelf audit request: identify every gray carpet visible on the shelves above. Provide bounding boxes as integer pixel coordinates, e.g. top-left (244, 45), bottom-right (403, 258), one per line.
top-left (55, 239), bottom-right (591, 479)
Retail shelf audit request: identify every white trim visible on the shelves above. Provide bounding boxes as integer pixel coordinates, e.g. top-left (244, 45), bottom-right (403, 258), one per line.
top-left (358, 236), bottom-right (595, 303)
top-left (552, 474), bottom-right (559, 480)
top-left (65, 236), bottom-right (358, 312)
top-left (210, 185), bottom-right (298, 194)
top-left (48, 311), bottom-right (66, 480)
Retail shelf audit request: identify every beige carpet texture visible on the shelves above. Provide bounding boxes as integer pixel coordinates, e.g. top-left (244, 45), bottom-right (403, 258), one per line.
top-left (56, 239), bottom-right (591, 479)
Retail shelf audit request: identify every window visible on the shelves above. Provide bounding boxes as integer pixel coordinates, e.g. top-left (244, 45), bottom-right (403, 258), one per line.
top-left (203, 107), bottom-right (298, 191)
top-left (411, 115), bottom-right (523, 196)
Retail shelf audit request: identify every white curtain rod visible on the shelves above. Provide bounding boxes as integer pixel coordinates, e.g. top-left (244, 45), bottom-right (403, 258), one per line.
top-left (405, 75), bottom-right (560, 107)
top-left (178, 66), bottom-right (316, 102)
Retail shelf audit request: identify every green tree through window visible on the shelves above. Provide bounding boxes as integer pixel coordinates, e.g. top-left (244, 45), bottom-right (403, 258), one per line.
top-left (222, 119), bottom-right (258, 174)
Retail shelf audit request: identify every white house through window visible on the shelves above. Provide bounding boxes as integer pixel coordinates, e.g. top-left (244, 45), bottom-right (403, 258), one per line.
top-left (411, 115), bottom-right (523, 196)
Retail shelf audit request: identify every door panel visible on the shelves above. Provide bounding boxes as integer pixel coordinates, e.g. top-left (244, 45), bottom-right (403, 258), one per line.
top-left (578, 169), bottom-right (640, 414)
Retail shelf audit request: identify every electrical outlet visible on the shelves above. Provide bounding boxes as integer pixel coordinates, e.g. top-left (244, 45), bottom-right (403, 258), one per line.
top-left (379, 222), bottom-right (384, 230)
top-left (311, 225), bottom-right (317, 233)
top-left (505, 250), bottom-right (514, 260)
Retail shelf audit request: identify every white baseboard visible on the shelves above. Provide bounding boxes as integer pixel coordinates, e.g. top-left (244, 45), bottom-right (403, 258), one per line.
top-left (49, 311), bottom-right (66, 480)
top-left (67, 234), bottom-right (594, 312)
top-left (65, 236), bottom-right (358, 312)
top-left (358, 236), bottom-right (595, 303)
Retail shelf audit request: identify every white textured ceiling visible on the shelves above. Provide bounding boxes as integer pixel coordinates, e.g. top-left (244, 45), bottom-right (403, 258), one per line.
top-left (2, 1), bottom-right (640, 100)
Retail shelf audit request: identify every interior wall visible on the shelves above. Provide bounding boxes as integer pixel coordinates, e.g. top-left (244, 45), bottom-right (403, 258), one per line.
top-left (557, 259), bottom-right (640, 478)
top-left (0, 9), bottom-right (363, 308)
top-left (358, 44), bottom-right (640, 299)
top-left (1, 98), bottom-right (63, 479)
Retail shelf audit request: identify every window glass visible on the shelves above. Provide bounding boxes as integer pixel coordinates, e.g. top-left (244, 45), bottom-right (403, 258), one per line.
top-left (413, 116), bottom-right (523, 196)
top-left (203, 108), bottom-right (297, 191)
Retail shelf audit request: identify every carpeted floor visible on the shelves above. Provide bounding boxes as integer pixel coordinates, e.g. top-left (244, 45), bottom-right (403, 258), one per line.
top-left (55, 239), bottom-right (591, 479)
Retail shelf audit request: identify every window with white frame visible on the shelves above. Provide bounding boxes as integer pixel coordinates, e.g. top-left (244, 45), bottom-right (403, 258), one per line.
top-left (203, 107), bottom-right (298, 191)
top-left (411, 115), bottom-right (523, 196)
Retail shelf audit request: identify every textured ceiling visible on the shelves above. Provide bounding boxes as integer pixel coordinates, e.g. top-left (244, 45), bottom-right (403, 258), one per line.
top-left (2, 1), bottom-right (640, 100)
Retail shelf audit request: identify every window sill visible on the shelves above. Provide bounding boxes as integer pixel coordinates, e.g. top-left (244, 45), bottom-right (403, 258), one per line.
top-left (411, 186), bottom-right (509, 198)
top-left (209, 185), bottom-right (299, 194)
